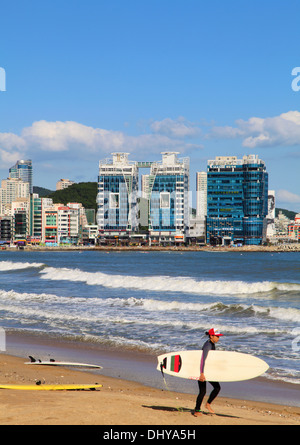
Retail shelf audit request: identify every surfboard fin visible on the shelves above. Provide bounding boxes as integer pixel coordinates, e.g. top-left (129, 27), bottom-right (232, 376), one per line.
top-left (160, 362), bottom-right (164, 377)
top-left (159, 362), bottom-right (172, 392)
top-left (29, 356), bottom-right (42, 362)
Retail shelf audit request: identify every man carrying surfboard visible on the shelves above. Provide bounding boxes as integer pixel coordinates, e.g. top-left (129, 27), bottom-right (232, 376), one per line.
top-left (193, 328), bottom-right (223, 416)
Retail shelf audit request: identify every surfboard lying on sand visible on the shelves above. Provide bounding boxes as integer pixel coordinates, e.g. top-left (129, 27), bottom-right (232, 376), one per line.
top-left (157, 350), bottom-right (269, 382)
top-left (25, 356), bottom-right (102, 369)
top-left (0, 383), bottom-right (103, 391)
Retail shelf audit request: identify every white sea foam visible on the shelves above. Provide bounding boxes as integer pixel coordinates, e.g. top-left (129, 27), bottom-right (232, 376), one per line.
top-left (39, 266), bottom-right (300, 296)
top-left (0, 300), bottom-right (282, 335)
top-left (0, 261), bottom-right (44, 271)
top-left (1, 288), bottom-right (299, 326)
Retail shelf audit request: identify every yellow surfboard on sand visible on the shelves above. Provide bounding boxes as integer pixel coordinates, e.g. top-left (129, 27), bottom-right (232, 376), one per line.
top-left (0, 383), bottom-right (102, 391)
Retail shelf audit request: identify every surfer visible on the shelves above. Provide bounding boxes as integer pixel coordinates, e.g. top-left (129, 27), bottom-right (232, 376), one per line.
top-left (193, 328), bottom-right (223, 416)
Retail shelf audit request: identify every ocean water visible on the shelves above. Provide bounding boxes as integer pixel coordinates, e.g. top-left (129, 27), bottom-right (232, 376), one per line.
top-left (0, 250), bottom-right (299, 387)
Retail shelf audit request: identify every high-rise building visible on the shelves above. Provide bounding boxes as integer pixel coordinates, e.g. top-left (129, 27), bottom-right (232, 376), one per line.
top-left (148, 152), bottom-right (189, 244)
top-left (9, 160), bottom-right (33, 193)
top-left (196, 171), bottom-right (207, 218)
top-left (206, 155), bottom-right (268, 245)
top-left (97, 153), bottom-right (139, 238)
top-left (30, 195), bottom-right (53, 242)
top-left (0, 178), bottom-right (30, 215)
top-left (187, 171), bottom-right (207, 244)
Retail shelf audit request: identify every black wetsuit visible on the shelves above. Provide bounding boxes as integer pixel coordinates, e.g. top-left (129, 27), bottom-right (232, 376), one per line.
top-left (195, 339), bottom-right (221, 411)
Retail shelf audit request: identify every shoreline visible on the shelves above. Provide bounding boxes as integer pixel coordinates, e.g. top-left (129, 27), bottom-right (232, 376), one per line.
top-left (0, 351), bottom-right (299, 425)
top-left (3, 330), bottom-right (300, 409)
top-left (2, 244), bottom-right (300, 253)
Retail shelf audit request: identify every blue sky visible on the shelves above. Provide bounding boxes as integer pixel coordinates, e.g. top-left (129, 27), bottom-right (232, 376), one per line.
top-left (1, 0), bottom-right (300, 211)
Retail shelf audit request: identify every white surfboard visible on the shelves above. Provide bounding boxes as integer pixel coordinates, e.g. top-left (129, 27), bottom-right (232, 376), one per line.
top-left (25, 356), bottom-right (102, 369)
top-left (157, 350), bottom-right (269, 382)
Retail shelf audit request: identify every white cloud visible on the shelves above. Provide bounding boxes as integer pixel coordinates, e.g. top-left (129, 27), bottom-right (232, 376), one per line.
top-left (210, 111), bottom-right (300, 148)
top-left (0, 132), bottom-right (26, 150)
top-left (0, 119), bottom-right (203, 167)
top-left (277, 189), bottom-right (300, 204)
top-left (21, 120), bottom-right (126, 153)
top-left (0, 132), bottom-right (27, 167)
top-left (150, 117), bottom-right (201, 138)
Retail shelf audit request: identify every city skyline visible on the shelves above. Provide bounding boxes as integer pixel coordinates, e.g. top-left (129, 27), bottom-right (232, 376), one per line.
top-left (1, 1), bottom-right (300, 212)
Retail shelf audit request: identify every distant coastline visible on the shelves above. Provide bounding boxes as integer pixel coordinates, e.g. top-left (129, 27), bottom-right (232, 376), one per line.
top-left (2, 244), bottom-right (300, 253)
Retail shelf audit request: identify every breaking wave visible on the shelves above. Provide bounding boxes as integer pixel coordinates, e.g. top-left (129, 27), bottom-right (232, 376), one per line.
top-left (0, 261), bottom-right (44, 271)
top-left (39, 266), bottom-right (300, 296)
top-left (1, 289), bottom-right (299, 324)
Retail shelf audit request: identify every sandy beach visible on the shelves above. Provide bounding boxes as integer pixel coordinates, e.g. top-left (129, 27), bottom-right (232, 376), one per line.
top-left (0, 353), bottom-right (299, 426)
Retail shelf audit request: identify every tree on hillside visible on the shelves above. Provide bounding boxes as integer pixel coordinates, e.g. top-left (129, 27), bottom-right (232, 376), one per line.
top-left (46, 182), bottom-right (98, 211)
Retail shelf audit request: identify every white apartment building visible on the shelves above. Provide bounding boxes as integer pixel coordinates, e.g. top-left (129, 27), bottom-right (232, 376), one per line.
top-left (0, 178), bottom-right (30, 215)
top-left (196, 171), bottom-right (207, 218)
top-left (41, 202), bottom-right (83, 244)
top-left (57, 204), bottom-right (81, 244)
top-left (56, 179), bottom-right (75, 191)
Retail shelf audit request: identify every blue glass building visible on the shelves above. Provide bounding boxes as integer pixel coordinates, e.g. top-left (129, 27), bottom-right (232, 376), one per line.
top-left (97, 153), bottom-right (139, 236)
top-left (206, 155), bottom-right (268, 245)
top-left (9, 160), bottom-right (33, 193)
top-left (148, 152), bottom-right (189, 244)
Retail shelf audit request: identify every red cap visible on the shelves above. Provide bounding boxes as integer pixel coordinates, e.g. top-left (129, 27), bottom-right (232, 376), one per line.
top-left (208, 328), bottom-right (223, 337)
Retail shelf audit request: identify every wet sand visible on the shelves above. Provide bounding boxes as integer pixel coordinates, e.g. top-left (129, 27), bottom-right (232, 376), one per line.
top-left (0, 353), bottom-right (299, 426)
top-left (1, 332), bottom-right (299, 426)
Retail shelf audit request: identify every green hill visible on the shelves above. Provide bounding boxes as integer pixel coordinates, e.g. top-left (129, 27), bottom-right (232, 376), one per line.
top-left (33, 186), bottom-right (54, 197)
top-left (46, 182), bottom-right (98, 211)
top-left (275, 208), bottom-right (297, 220)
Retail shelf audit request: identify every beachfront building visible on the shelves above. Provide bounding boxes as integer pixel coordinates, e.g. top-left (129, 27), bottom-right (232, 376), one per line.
top-left (187, 171), bottom-right (207, 244)
top-left (42, 206), bottom-right (59, 245)
top-left (206, 155), bottom-right (268, 246)
top-left (0, 216), bottom-right (12, 244)
top-left (82, 224), bottom-right (98, 245)
top-left (0, 178), bottom-right (30, 216)
top-left (148, 152), bottom-right (190, 245)
top-left (9, 159), bottom-right (33, 193)
top-left (196, 171), bottom-right (207, 218)
top-left (29, 195), bottom-right (54, 243)
top-left (97, 153), bottom-right (139, 242)
top-left (57, 203), bottom-right (83, 244)
top-left (11, 198), bottom-right (31, 244)
top-left (288, 214), bottom-right (300, 241)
